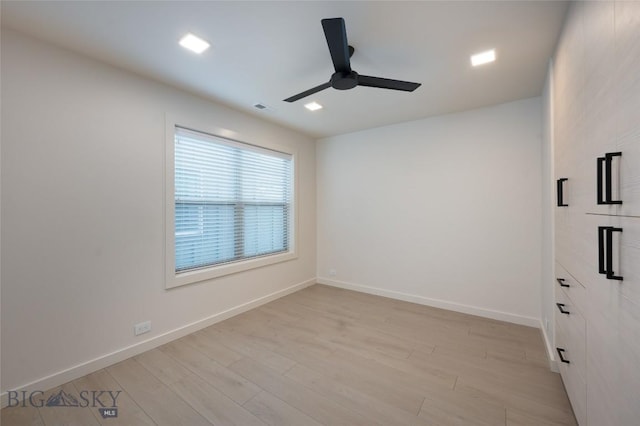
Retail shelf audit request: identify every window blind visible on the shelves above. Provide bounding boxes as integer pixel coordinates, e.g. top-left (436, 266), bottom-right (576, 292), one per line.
top-left (174, 127), bottom-right (292, 273)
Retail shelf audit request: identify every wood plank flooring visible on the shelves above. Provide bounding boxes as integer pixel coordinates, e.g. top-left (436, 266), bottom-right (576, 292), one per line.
top-left (1, 284), bottom-right (577, 425)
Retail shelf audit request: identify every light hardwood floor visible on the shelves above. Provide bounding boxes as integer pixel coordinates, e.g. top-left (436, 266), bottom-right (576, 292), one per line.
top-left (2, 284), bottom-right (577, 425)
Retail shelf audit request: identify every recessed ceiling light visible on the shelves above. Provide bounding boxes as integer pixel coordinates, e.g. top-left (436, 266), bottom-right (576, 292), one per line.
top-left (304, 101), bottom-right (323, 111)
top-left (471, 49), bottom-right (496, 67)
top-left (179, 33), bottom-right (210, 54)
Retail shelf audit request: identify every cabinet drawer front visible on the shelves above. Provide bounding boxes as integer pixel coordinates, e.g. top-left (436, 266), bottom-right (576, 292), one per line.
top-left (554, 295), bottom-right (587, 426)
top-left (559, 351), bottom-right (587, 426)
top-left (555, 262), bottom-right (587, 313)
top-left (555, 286), bottom-right (586, 379)
top-left (555, 323), bottom-right (587, 426)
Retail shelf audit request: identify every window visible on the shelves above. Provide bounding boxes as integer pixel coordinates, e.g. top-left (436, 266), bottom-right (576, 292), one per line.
top-left (166, 124), bottom-right (296, 288)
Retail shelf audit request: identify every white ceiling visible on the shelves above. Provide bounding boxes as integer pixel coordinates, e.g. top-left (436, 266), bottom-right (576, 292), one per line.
top-left (1, 1), bottom-right (568, 138)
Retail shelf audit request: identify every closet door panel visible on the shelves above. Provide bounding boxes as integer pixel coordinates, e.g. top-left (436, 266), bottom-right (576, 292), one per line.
top-left (583, 215), bottom-right (640, 426)
top-left (616, 139), bottom-right (640, 216)
top-left (606, 215), bottom-right (640, 426)
top-left (614, 0), bottom-right (640, 217)
top-left (616, 295), bottom-right (640, 425)
top-left (576, 0), bottom-right (618, 215)
top-left (577, 85), bottom-right (617, 214)
top-left (585, 310), bottom-right (619, 426)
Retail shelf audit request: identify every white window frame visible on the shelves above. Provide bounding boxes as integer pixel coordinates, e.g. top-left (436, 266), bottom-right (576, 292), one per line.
top-left (165, 115), bottom-right (298, 289)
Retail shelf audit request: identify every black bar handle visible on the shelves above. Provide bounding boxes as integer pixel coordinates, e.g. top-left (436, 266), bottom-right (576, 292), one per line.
top-left (605, 154), bottom-right (614, 204)
top-left (598, 152), bottom-right (623, 205)
top-left (556, 348), bottom-right (570, 364)
top-left (605, 152), bottom-right (623, 205)
top-left (556, 303), bottom-right (570, 314)
top-left (605, 227), bottom-right (624, 281)
top-left (598, 226), bottom-right (608, 274)
top-left (556, 278), bottom-right (570, 288)
top-left (597, 157), bottom-right (605, 205)
top-left (557, 178), bottom-right (568, 207)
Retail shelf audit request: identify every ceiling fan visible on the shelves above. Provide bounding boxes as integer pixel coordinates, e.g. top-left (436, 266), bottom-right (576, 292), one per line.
top-left (284, 17), bottom-right (421, 103)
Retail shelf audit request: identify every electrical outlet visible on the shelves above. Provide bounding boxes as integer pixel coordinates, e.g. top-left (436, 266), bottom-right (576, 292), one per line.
top-left (134, 321), bottom-right (151, 336)
top-left (329, 268), bottom-right (337, 276)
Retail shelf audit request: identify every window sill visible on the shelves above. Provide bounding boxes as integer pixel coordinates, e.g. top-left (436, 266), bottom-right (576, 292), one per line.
top-left (166, 251), bottom-right (297, 289)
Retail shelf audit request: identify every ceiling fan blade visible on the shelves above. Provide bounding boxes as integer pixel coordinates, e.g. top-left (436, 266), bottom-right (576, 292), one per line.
top-left (283, 81), bottom-right (331, 102)
top-left (321, 18), bottom-right (351, 73)
top-left (358, 75), bottom-right (421, 92)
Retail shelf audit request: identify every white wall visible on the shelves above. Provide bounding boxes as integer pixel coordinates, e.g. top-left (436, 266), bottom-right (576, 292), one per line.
top-left (317, 97), bottom-right (543, 325)
top-left (0, 29), bottom-right (316, 395)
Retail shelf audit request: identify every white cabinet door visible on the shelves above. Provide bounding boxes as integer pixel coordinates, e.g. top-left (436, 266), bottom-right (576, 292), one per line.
top-left (609, 216), bottom-right (640, 425)
top-left (614, 0), bottom-right (640, 218)
top-left (587, 279), bottom-right (640, 426)
top-left (585, 306), bottom-right (619, 426)
top-left (577, 1), bottom-right (640, 217)
top-left (584, 215), bottom-right (640, 425)
top-left (616, 295), bottom-right (640, 425)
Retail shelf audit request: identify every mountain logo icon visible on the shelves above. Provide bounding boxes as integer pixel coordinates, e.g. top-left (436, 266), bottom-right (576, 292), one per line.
top-left (45, 390), bottom-right (80, 407)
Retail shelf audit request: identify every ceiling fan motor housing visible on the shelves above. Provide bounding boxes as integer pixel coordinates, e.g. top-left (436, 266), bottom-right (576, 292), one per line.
top-left (331, 71), bottom-right (359, 90)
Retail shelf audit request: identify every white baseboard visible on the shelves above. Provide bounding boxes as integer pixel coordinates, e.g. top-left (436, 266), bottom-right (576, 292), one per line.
top-left (540, 319), bottom-right (559, 373)
top-left (1, 278), bottom-right (315, 408)
top-left (317, 277), bottom-right (541, 328)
